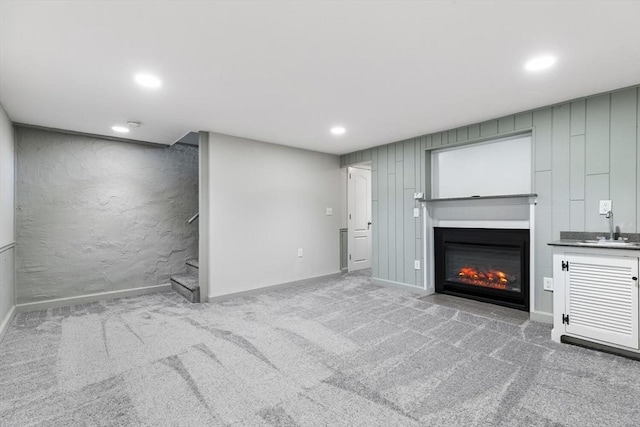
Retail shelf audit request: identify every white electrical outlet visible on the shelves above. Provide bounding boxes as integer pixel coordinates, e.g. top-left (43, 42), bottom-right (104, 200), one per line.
top-left (413, 208), bottom-right (420, 218)
top-left (326, 207), bottom-right (333, 216)
top-left (297, 248), bottom-right (303, 258)
top-left (599, 200), bottom-right (612, 215)
top-left (543, 277), bottom-right (554, 291)
top-left (414, 260), bottom-right (421, 270)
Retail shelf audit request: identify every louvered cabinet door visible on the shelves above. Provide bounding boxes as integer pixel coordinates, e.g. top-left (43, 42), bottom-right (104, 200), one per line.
top-left (565, 254), bottom-right (639, 349)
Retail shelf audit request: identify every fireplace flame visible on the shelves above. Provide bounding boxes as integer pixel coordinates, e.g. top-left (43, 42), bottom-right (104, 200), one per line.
top-left (455, 266), bottom-right (511, 290)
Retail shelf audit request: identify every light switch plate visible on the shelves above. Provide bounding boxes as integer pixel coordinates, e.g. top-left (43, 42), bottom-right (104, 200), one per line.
top-left (326, 207), bottom-right (333, 216)
top-left (414, 260), bottom-right (421, 270)
top-left (297, 248), bottom-right (303, 258)
top-left (413, 208), bottom-right (420, 218)
top-left (543, 277), bottom-right (554, 291)
top-left (599, 200), bottom-right (612, 215)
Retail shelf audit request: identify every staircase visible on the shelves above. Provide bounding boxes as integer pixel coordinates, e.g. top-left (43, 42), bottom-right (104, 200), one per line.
top-left (170, 258), bottom-right (200, 302)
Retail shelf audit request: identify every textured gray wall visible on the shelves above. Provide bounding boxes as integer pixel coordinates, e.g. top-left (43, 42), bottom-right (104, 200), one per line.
top-left (16, 128), bottom-right (198, 304)
top-left (341, 85), bottom-right (640, 316)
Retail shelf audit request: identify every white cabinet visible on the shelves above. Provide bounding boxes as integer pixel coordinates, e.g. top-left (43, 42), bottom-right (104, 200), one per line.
top-left (552, 247), bottom-right (639, 351)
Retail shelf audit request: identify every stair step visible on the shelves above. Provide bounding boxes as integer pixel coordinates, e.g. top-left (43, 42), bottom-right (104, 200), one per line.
top-left (186, 258), bottom-right (199, 276)
top-left (170, 273), bottom-right (200, 303)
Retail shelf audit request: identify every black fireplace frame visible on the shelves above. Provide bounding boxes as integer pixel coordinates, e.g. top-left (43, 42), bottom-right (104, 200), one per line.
top-left (434, 227), bottom-right (530, 311)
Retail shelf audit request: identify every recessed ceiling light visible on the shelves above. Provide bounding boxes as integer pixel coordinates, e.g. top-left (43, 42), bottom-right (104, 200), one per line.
top-left (112, 125), bottom-right (130, 133)
top-left (134, 73), bottom-right (162, 88)
top-left (524, 55), bottom-right (557, 72)
top-left (331, 126), bottom-right (346, 135)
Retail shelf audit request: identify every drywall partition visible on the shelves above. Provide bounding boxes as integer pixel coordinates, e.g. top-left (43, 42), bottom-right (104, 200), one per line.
top-left (208, 132), bottom-right (342, 298)
top-left (0, 103), bottom-right (15, 341)
top-left (15, 128), bottom-right (199, 304)
top-left (340, 85), bottom-right (640, 317)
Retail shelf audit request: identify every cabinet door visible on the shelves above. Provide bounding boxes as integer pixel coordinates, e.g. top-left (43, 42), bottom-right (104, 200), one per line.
top-left (565, 254), bottom-right (639, 349)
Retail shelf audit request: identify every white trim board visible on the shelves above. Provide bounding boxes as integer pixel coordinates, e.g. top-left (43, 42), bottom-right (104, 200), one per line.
top-left (0, 305), bottom-right (16, 344)
top-left (15, 284), bottom-right (171, 313)
top-left (208, 272), bottom-right (343, 301)
top-left (530, 310), bottom-right (553, 325)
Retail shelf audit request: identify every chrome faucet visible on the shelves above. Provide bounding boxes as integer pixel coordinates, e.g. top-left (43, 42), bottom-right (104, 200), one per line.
top-left (606, 210), bottom-right (614, 241)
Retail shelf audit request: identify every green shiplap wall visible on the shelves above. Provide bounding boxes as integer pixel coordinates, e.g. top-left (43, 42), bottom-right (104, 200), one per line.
top-left (341, 85), bottom-right (640, 315)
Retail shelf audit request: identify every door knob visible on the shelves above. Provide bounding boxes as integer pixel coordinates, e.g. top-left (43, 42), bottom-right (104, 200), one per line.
top-left (367, 221), bottom-right (372, 230)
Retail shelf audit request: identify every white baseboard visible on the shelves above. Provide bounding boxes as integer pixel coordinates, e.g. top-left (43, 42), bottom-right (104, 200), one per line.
top-left (208, 272), bottom-right (343, 301)
top-left (530, 310), bottom-right (553, 324)
top-left (15, 283), bottom-right (172, 313)
top-left (371, 278), bottom-right (432, 296)
top-left (0, 305), bottom-right (16, 344)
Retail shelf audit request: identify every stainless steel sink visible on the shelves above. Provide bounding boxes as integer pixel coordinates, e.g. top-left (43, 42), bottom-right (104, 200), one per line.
top-left (578, 239), bottom-right (640, 247)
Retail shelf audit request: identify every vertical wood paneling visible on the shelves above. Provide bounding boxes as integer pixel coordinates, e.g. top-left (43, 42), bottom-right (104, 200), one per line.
top-left (371, 147), bottom-right (378, 169)
top-left (468, 124), bottom-right (480, 139)
top-left (585, 174), bottom-right (610, 232)
top-left (403, 140), bottom-right (415, 189)
top-left (456, 127), bottom-right (468, 142)
top-left (534, 170), bottom-right (553, 313)
top-left (585, 94), bottom-right (611, 175)
top-left (395, 141), bottom-right (403, 161)
top-left (448, 130), bottom-right (457, 144)
top-left (571, 100), bottom-right (586, 136)
top-left (387, 143), bottom-right (396, 174)
top-left (432, 132), bottom-right (442, 147)
top-left (610, 88), bottom-right (637, 232)
top-left (480, 120), bottom-right (498, 137)
top-left (498, 116), bottom-right (515, 133)
top-left (356, 151), bottom-right (363, 163)
top-left (570, 200), bottom-right (585, 231)
top-left (403, 189), bottom-right (415, 285)
top-left (425, 134), bottom-right (432, 149)
top-left (388, 171), bottom-right (396, 281)
top-left (533, 108), bottom-right (552, 171)
top-left (372, 200), bottom-right (379, 277)
top-left (515, 112), bottom-right (533, 130)
top-left (551, 104), bottom-right (571, 239)
top-left (362, 149), bottom-right (372, 162)
top-left (570, 135), bottom-right (585, 200)
top-left (395, 160), bottom-right (404, 283)
top-left (377, 146), bottom-right (388, 279)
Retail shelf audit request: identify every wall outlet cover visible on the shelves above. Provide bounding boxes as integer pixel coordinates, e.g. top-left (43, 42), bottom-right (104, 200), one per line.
top-left (297, 248), bottom-right (303, 258)
top-left (326, 207), bottom-right (333, 216)
top-left (413, 208), bottom-right (420, 218)
top-left (599, 200), bottom-right (612, 215)
top-left (414, 260), bottom-right (421, 270)
top-left (543, 277), bottom-right (554, 291)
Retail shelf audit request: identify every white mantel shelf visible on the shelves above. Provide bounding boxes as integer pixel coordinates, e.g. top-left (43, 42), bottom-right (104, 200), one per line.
top-left (425, 193), bottom-right (537, 203)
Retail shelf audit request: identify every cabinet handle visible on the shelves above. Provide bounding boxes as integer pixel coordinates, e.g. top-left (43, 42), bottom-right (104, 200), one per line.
top-left (633, 277), bottom-right (638, 281)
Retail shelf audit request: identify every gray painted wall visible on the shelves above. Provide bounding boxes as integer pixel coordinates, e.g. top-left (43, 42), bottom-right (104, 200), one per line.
top-left (0, 103), bottom-right (15, 335)
top-left (207, 132), bottom-right (342, 298)
top-left (15, 128), bottom-right (199, 304)
top-left (341, 85), bottom-right (640, 315)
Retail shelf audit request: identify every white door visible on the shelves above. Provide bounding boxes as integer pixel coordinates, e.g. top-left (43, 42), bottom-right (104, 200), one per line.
top-left (564, 253), bottom-right (639, 349)
top-left (348, 166), bottom-right (372, 271)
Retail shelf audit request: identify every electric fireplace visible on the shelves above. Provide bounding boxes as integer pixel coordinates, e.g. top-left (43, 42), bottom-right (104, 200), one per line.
top-left (434, 227), bottom-right (529, 311)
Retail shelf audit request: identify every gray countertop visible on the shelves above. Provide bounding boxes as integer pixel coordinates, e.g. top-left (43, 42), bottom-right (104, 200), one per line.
top-left (548, 239), bottom-right (640, 250)
top-left (549, 231), bottom-right (640, 250)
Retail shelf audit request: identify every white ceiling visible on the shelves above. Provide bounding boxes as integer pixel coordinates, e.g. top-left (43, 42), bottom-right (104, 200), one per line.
top-left (1, 1), bottom-right (639, 155)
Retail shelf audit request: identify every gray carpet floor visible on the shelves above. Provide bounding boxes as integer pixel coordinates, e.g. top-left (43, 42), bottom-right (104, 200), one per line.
top-left (1, 271), bottom-right (639, 426)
